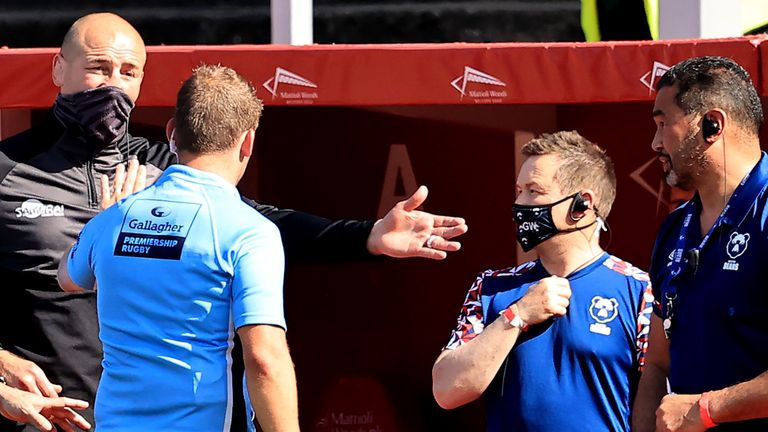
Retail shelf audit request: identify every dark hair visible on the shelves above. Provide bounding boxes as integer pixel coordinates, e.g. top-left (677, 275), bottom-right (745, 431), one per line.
top-left (657, 56), bottom-right (763, 135)
top-left (174, 64), bottom-right (263, 154)
top-left (521, 130), bottom-right (617, 217)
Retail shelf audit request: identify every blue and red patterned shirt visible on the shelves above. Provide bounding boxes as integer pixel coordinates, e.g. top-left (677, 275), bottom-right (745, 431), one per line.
top-left (444, 253), bottom-right (653, 432)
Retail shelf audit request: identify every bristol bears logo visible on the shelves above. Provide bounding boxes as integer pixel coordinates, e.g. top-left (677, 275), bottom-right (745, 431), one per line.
top-left (723, 231), bottom-right (750, 271)
top-left (727, 231), bottom-right (750, 259)
top-left (588, 296), bottom-right (619, 336)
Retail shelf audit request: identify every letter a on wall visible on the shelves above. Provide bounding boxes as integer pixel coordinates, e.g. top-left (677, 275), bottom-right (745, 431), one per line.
top-left (378, 144), bottom-right (419, 218)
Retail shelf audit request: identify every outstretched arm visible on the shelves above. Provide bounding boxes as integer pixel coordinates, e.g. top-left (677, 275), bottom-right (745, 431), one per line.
top-left (367, 186), bottom-right (467, 260)
top-left (247, 185), bottom-right (468, 264)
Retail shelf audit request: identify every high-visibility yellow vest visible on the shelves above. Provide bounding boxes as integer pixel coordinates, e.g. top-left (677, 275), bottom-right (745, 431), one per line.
top-left (742, 0), bottom-right (768, 34)
top-left (582, 0), bottom-right (767, 41)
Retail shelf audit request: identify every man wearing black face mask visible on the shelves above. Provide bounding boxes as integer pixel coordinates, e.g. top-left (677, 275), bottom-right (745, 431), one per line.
top-left (0, 14), bottom-right (151, 431)
top-left (432, 131), bottom-right (654, 432)
top-left (0, 12), bottom-right (467, 431)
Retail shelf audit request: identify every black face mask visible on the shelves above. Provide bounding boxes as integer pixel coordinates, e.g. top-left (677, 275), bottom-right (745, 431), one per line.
top-left (512, 193), bottom-right (597, 252)
top-left (53, 86), bottom-right (134, 147)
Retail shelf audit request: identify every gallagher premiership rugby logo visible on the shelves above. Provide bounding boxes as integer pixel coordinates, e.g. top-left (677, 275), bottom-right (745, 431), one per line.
top-left (263, 67), bottom-right (319, 105)
top-left (450, 66), bottom-right (508, 103)
top-left (114, 199), bottom-right (200, 260)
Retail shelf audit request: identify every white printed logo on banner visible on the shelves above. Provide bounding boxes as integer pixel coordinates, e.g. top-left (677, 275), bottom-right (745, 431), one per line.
top-left (263, 67), bottom-right (319, 104)
top-left (640, 61), bottom-right (671, 93)
top-left (450, 66), bottom-right (508, 103)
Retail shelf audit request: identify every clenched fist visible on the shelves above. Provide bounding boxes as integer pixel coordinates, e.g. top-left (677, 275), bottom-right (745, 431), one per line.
top-left (656, 394), bottom-right (707, 432)
top-left (516, 276), bottom-right (572, 325)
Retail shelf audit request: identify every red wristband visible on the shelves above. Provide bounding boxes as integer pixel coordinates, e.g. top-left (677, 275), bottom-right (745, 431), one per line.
top-left (501, 305), bottom-right (529, 331)
top-left (698, 392), bottom-right (717, 429)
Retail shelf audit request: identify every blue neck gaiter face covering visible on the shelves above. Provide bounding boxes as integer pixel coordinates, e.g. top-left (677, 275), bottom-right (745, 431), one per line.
top-left (53, 86), bottom-right (134, 147)
top-left (512, 193), bottom-right (597, 252)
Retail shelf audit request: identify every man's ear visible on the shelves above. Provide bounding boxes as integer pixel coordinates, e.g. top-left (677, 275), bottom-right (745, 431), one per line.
top-left (579, 189), bottom-right (597, 211)
top-left (165, 118), bottom-right (176, 143)
top-left (570, 189), bottom-right (597, 221)
top-left (52, 53), bottom-right (65, 87)
top-left (239, 129), bottom-right (255, 159)
top-left (702, 109), bottom-right (726, 143)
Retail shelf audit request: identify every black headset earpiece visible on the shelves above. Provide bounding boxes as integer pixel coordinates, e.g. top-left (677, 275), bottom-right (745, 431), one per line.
top-left (702, 116), bottom-right (721, 139)
top-left (571, 193), bottom-right (590, 214)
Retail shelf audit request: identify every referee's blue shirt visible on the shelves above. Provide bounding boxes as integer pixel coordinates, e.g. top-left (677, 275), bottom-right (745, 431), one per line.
top-left (67, 164), bottom-right (285, 431)
top-left (650, 153), bottom-right (768, 431)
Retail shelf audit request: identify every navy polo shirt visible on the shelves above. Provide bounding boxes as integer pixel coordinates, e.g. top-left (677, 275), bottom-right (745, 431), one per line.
top-left (650, 153), bottom-right (768, 431)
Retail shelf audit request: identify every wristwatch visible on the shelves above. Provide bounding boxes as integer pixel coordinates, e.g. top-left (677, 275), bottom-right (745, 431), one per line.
top-left (500, 304), bottom-right (529, 331)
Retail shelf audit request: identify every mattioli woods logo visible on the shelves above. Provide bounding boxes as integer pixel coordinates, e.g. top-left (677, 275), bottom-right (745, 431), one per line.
top-left (640, 61), bottom-right (671, 93)
top-left (451, 66), bottom-right (508, 103)
top-left (262, 67), bottom-right (319, 105)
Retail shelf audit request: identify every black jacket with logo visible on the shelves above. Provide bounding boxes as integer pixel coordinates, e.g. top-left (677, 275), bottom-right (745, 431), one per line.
top-left (0, 113), bottom-right (373, 430)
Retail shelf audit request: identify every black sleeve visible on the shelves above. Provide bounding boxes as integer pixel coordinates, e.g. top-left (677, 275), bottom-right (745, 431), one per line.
top-left (241, 196), bottom-right (378, 264)
top-left (136, 140), bottom-right (178, 170)
top-left (0, 112), bottom-right (62, 181)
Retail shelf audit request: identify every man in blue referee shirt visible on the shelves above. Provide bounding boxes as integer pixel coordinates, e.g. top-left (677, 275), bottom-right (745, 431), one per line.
top-left (633, 57), bottom-right (768, 432)
top-left (57, 65), bottom-right (298, 431)
top-left (432, 131), bottom-right (654, 431)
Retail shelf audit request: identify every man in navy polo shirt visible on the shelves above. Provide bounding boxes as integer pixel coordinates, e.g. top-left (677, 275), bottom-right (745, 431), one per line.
top-left (633, 56), bottom-right (768, 432)
top-left (432, 131), bottom-right (654, 431)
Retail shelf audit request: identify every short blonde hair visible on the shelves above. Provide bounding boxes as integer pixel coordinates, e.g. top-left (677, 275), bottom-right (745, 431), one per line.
top-left (522, 131), bottom-right (617, 217)
top-left (174, 64), bottom-right (263, 154)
